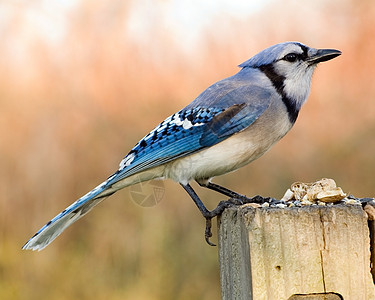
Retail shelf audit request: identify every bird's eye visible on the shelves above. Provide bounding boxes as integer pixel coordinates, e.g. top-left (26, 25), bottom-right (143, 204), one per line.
top-left (284, 53), bottom-right (298, 62)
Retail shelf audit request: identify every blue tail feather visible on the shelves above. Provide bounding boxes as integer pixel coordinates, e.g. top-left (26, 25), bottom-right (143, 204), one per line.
top-left (22, 180), bottom-right (113, 251)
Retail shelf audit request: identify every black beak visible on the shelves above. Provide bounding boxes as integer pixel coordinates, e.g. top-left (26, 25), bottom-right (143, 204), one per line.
top-left (307, 49), bottom-right (342, 65)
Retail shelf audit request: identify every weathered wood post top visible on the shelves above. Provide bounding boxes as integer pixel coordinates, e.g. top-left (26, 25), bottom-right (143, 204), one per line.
top-left (218, 179), bottom-right (375, 300)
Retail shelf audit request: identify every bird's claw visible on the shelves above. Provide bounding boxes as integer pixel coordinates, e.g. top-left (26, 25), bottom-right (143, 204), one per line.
top-left (205, 218), bottom-right (216, 246)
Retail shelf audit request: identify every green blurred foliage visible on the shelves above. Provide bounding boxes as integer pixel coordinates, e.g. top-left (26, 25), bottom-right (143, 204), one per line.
top-left (1, 0), bottom-right (375, 299)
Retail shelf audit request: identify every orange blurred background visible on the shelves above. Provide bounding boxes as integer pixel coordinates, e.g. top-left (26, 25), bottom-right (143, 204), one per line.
top-left (1, 0), bottom-right (375, 299)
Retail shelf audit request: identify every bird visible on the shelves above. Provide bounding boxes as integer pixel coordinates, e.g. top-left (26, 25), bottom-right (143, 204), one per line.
top-left (22, 42), bottom-right (341, 251)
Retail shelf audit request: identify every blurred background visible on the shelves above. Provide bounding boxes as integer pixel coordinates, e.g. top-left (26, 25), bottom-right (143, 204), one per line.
top-left (1, 0), bottom-right (375, 299)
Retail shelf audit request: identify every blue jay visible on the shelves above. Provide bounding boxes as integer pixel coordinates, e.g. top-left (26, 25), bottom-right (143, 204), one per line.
top-left (23, 42), bottom-right (341, 251)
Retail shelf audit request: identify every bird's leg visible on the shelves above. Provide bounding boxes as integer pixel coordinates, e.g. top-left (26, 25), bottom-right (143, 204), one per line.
top-left (180, 183), bottom-right (233, 246)
top-left (197, 181), bottom-right (271, 204)
top-left (197, 181), bottom-right (250, 204)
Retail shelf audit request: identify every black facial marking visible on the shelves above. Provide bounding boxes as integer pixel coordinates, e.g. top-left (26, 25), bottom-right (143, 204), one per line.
top-left (282, 44), bottom-right (309, 63)
top-left (298, 44), bottom-right (309, 60)
top-left (259, 64), bottom-right (299, 123)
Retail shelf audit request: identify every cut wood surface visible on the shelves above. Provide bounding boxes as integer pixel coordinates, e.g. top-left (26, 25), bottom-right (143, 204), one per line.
top-left (218, 204), bottom-right (375, 300)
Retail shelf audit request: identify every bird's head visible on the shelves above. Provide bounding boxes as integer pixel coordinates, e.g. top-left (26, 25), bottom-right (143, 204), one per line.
top-left (239, 42), bottom-right (341, 113)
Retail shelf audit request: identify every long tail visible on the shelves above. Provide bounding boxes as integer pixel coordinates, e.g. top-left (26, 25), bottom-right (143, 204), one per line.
top-left (22, 179), bottom-right (117, 251)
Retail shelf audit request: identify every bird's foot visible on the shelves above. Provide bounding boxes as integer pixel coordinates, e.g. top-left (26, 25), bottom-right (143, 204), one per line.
top-left (180, 183), bottom-right (274, 246)
top-left (220, 192), bottom-right (274, 206)
top-left (203, 199), bottom-right (239, 246)
top-left (203, 196), bottom-right (275, 246)
top-left (233, 194), bottom-right (275, 205)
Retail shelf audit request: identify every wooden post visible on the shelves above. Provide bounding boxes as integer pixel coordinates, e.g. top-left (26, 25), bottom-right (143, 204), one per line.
top-left (218, 204), bottom-right (375, 300)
